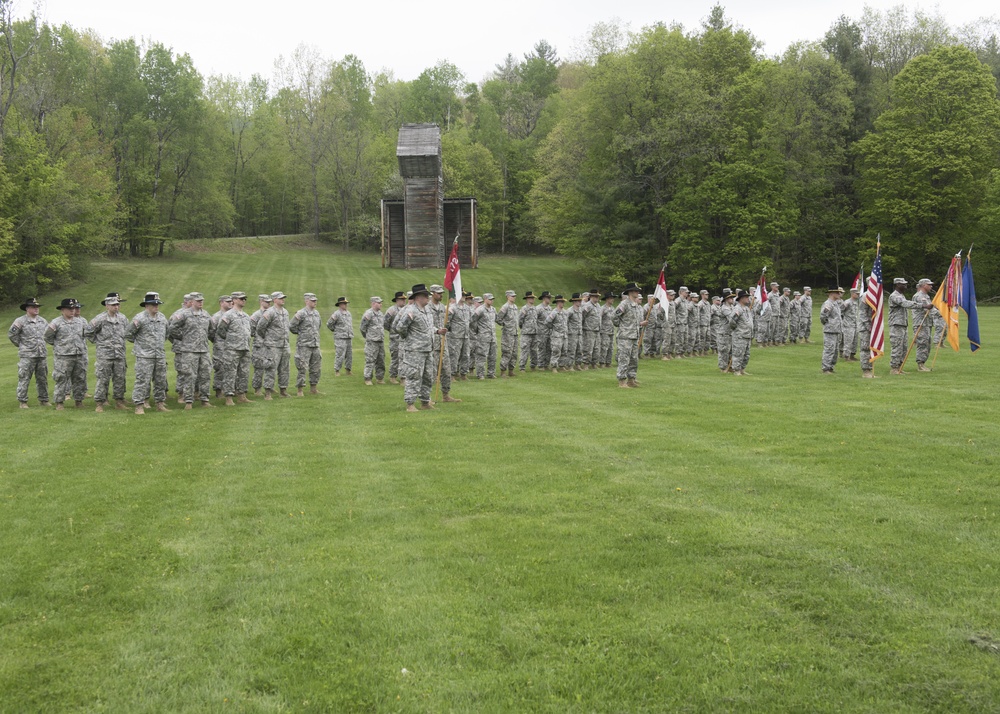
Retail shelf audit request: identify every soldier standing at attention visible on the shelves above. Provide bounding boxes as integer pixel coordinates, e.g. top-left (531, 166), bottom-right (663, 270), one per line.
top-left (383, 291), bottom-right (407, 384)
top-left (126, 293), bottom-right (170, 414)
top-left (789, 292), bottom-right (802, 343)
top-left (472, 293), bottom-right (498, 379)
top-left (612, 284), bottom-right (646, 388)
top-left (170, 292), bottom-right (216, 409)
top-left (888, 278), bottom-right (930, 375)
top-left (698, 290), bottom-right (712, 355)
top-left (535, 291), bottom-right (553, 369)
top-left (600, 293), bottom-right (616, 367)
top-left (446, 291), bottom-right (471, 379)
top-left (360, 296), bottom-right (386, 386)
top-left (210, 295), bottom-right (233, 397)
top-left (801, 287), bottom-right (814, 343)
top-left (545, 295), bottom-right (569, 372)
top-left (88, 294), bottom-right (130, 412)
top-left (9, 297), bottom-right (50, 408)
top-left (820, 287), bottom-right (844, 374)
top-left (660, 289), bottom-right (675, 360)
top-left (497, 290), bottom-right (519, 378)
top-left (581, 290), bottom-right (602, 369)
top-left (728, 291), bottom-right (754, 375)
top-left (168, 294), bottom-right (194, 401)
top-left (327, 297), bottom-right (354, 376)
top-left (215, 291), bottom-right (254, 405)
top-left (395, 284), bottom-right (445, 412)
top-left (250, 294), bottom-right (272, 396)
top-left (858, 292), bottom-right (876, 379)
top-left (428, 285), bottom-right (461, 401)
top-left (716, 294), bottom-right (735, 372)
top-left (910, 278), bottom-right (935, 372)
top-left (840, 287), bottom-right (860, 361)
top-left (289, 292), bottom-right (323, 396)
top-left (566, 293), bottom-right (584, 370)
top-left (518, 291), bottom-right (539, 372)
top-left (642, 294), bottom-right (659, 358)
top-left (256, 291), bottom-right (292, 399)
top-left (45, 298), bottom-right (88, 410)
top-left (673, 287), bottom-right (690, 357)
top-left (686, 292), bottom-right (700, 356)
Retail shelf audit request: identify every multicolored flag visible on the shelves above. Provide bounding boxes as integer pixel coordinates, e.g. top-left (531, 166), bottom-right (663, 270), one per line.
top-left (753, 268), bottom-right (769, 314)
top-left (443, 235), bottom-right (462, 299)
top-left (864, 240), bottom-right (885, 361)
top-left (931, 253), bottom-right (961, 352)
top-left (961, 251), bottom-right (980, 352)
top-left (851, 264), bottom-right (864, 292)
top-left (653, 264), bottom-right (670, 319)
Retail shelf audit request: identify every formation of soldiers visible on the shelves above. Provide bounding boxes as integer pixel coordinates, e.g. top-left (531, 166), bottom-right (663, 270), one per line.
top-left (6, 277), bottom-right (951, 412)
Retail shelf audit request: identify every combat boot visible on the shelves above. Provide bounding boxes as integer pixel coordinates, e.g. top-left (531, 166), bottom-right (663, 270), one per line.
top-left (135, 404), bottom-right (145, 415)
top-left (156, 402), bottom-right (171, 412)
top-left (389, 377), bottom-right (399, 384)
top-left (862, 371), bottom-right (875, 379)
top-left (442, 393), bottom-right (462, 403)
top-left (917, 363), bottom-right (931, 372)
top-left (184, 403), bottom-right (193, 410)
top-left (406, 403), bottom-right (419, 412)
top-left (75, 400), bottom-right (84, 408)
top-left (201, 400), bottom-right (215, 408)
top-left (279, 388), bottom-right (290, 398)
top-left (365, 380), bottom-right (373, 386)
top-left (297, 387), bottom-right (305, 396)
top-left (618, 379), bottom-right (631, 388)
top-left (264, 389), bottom-right (273, 401)
top-left (310, 386), bottom-right (319, 394)
top-left (225, 396), bottom-right (235, 406)
top-left (254, 388), bottom-right (262, 396)
top-left (237, 394), bottom-right (252, 403)
top-left (115, 399), bottom-right (128, 410)
top-left (420, 401), bottom-right (435, 410)
top-left (627, 378), bottom-right (639, 388)
top-left (19, 402), bottom-right (29, 409)
top-left (95, 402), bottom-right (105, 413)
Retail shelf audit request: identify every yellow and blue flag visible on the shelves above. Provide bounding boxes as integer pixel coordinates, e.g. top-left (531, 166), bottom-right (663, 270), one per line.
top-left (961, 255), bottom-right (980, 352)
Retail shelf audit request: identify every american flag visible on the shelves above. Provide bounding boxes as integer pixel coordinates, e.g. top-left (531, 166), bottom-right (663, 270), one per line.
top-left (864, 241), bottom-right (885, 361)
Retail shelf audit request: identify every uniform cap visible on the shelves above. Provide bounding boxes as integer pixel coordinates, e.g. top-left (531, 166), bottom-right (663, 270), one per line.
top-left (473, 296), bottom-right (484, 304)
top-left (602, 293), bottom-right (614, 300)
top-left (190, 292), bottom-right (205, 302)
top-left (736, 290), bottom-right (751, 301)
top-left (523, 290), bottom-right (536, 299)
top-left (581, 292), bottom-right (590, 299)
top-left (429, 284), bottom-right (444, 294)
top-left (849, 287), bottom-right (860, 294)
top-left (782, 287), bottom-right (791, 293)
top-left (304, 292), bottom-right (318, 301)
top-left (271, 291), bottom-right (287, 300)
top-left (101, 292), bottom-right (126, 305)
top-left (553, 294), bottom-right (566, 303)
top-left (803, 286), bottom-right (812, 291)
top-left (393, 291), bottom-right (407, 301)
top-left (570, 292), bottom-right (583, 301)
top-left (57, 298), bottom-right (77, 310)
top-left (667, 289), bottom-right (676, 295)
top-left (893, 278), bottom-right (907, 285)
top-left (770, 282), bottom-right (778, 287)
top-left (722, 293), bottom-right (735, 301)
top-left (219, 295), bottom-right (232, 302)
top-left (462, 290), bottom-right (473, 298)
top-left (482, 293), bottom-right (494, 300)
top-left (183, 293), bottom-right (194, 301)
top-left (916, 278), bottom-right (933, 287)
top-left (621, 283), bottom-right (641, 295)
top-left (792, 291), bottom-right (801, 296)
top-left (712, 296), bottom-right (721, 302)
top-left (538, 291), bottom-right (552, 299)
top-left (678, 286), bottom-right (689, 293)
top-left (700, 289), bottom-right (709, 295)
top-left (231, 291), bottom-right (248, 300)
top-left (410, 284), bottom-right (430, 298)
top-left (258, 294), bottom-right (271, 301)
top-left (370, 296), bottom-right (383, 303)
top-left (505, 290), bottom-right (516, 298)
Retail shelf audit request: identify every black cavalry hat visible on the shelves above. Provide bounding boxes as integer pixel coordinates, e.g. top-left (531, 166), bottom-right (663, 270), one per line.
top-left (538, 290), bottom-right (552, 299)
top-left (410, 283), bottom-right (431, 297)
top-left (602, 292), bottom-right (614, 300)
top-left (335, 296), bottom-right (349, 306)
top-left (393, 291), bottom-right (406, 301)
top-left (570, 292), bottom-right (583, 302)
top-left (139, 292), bottom-right (164, 306)
top-left (552, 294), bottom-right (566, 303)
top-left (57, 298), bottom-right (77, 310)
top-left (735, 290), bottom-right (751, 301)
top-left (20, 297), bottom-right (41, 310)
top-left (621, 283), bottom-right (641, 295)
top-left (523, 290), bottom-right (536, 299)
top-left (101, 292), bottom-right (126, 306)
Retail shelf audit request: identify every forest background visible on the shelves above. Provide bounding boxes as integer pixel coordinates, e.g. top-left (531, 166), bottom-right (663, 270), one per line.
top-left (2, 1), bottom-right (1000, 301)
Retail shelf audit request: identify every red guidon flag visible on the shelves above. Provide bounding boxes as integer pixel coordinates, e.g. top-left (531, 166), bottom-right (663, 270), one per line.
top-left (753, 268), bottom-right (769, 314)
top-left (851, 264), bottom-right (864, 292)
top-left (653, 264), bottom-right (670, 319)
top-left (444, 236), bottom-right (462, 299)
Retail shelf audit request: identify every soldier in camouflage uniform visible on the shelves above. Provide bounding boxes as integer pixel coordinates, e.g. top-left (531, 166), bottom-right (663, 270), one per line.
top-left (8, 297), bottom-right (50, 408)
top-left (536, 291), bottom-right (553, 369)
top-left (169, 292), bottom-right (216, 409)
top-left (518, 291), bottom-right (539, 372)
top-left (888, 278), bottom-right (930, 374)
top-left (910, 278), bottom-right (935, 372)
top-left (215, 291), bottom-right (254, 405)
top-left (447, 291), bottom-right (473, 379)
top-left (566, 294), bottom-right (584, 369)
top-left (801, 287), bottom-right (814, 343)
top-left (429, 285), bottom-right (461, 401)
top-left (289, 292), bottom-right (323, 395)
top-left (789, 292), bottom-right (802, 343)
top-left (383, 291), bottom-right (407, 384)
top-left (858, 294), bottom-right (875, 378)
top-left (643, 295), bottom-right (662, 358)
top-left (673, 287), bottom-right (690, 358)
top-left (126, 292), bottom-right (170, 414)
top-left (613, 284), bottom-right (646, 387)
top-left (88, 294), bottom-right (130, 412)
top-left (45, 298), bottom-right (88, 409)
top-left (728, 291), bottom-right (754, 375)
top-left (256, 291), bottom-right (292, 399)
top-left (581, 291), bottom-right (602, 368)
top-left (211, 295), bottom-right (233, 397)
top-left (778, 287), bottom-right (792, 345)
top-left (360, 296), bottom-right (386, 385)
top-left (168, 294), bottom-right (194, 400)
top-left (840, 287), bottom-right (860, 360)
top-left (497, 290), bottom-right (519, 377)
top-left (687, 292), bottom-right (700, 356)
top-left (819, 287), bottom-right (843, 374)
top-left (471, 293), bottom-right (498, 379)
top-left (326, 297), bottom-right (354, 376)
top-left (755, 287), bottom-right (772, 348)
top-left (600, 293), bottom-right (616, 367)
top-left (659, 290), bottom-right (675, 359)
top-left (250, 294), bottom-right (272, 395)
top-left (697, 290), bottom-right (712, 355)
top-left (716, 294), bottom-right (735, 372)
top-left (545, 295), bottom-right (569, 372)
top-left (395, 284), bottom-right (444, 411)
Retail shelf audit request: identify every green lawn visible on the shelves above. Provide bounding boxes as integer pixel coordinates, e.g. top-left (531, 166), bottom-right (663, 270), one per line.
top-left (1, 241), bottom-right (998, 712)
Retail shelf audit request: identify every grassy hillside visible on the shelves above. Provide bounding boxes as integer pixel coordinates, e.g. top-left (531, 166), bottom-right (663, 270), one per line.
top-left (1, 243), bottom-right (998, 712)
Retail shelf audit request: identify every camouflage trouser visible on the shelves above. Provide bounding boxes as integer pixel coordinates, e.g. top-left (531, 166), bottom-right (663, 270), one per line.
top-left (731, 336), bottom-right (751, 371)
top-left (261, 345), bottom-right (291, 390)
top-left (842, 324), bottom-right (857, 358)
top-left (519, 333), bottom-right (538, 370)
top-left (642, 326), bottom-right (659, 356)
top-left (700, 325), bottom-right (710, 351)
top-left (601, 332), bottom-right (614, 365)
top-left (499, 330), bottom-right (518, 372)
top-left (53, 354), bottom-right (87, 403)
top-left (17, 356), bottom-right (49, 404)
top-left (717, 331), bottom-right (732, 371)
top-left (686, 322), bottom-right (698, 352)
top-left (475, 338), bottom-right (496, 378)
top-left (672, 324), bottom-right (687, 355)
top-left (364, 341), bottom-right (385, 381)
top-left (914, 324), bottom-right (931, 365)
top-left (171, 350), bottom-right (183, 395)
top-left (566, 332), bottom-right (582, 366)
top-left (709, 326), bottom-right (718, 351)
top-left (616, 337), bottom-right (638, 380)
top-left (213, 347), bottom-right (226, 391)
top-left (537, 328), bottom-right (552, 368)
top-left (251, 344), bottom-right (265, 391)
top-left (388, 334), bottom-right (403, 378)
top-left (432, 336), bottom-right (451, 392)
top-left (223, 349), bottom-right (251, 396)
top-left (859, 330), bottom-right (872, 372)
top-left (803, 315), bottom-right (812, 341)
top-left (334, 338), bottom-right (352, 373)
top-left (822, 331), bottom-right (840, 371)
top-left (660, 324), bottom-right (673, 356)
top-left (95, 357), bottom-right (127, 402)
top-left (583, 331), bottom-right (600, 366)
top-left (448, 335), bottom-right (468, 376)
top-left (548, 333), bottom-right (565, 369)
top-left (402, 349), bottom-right (433, 404)
top-left (889, 325), bottom-right (907, 369)
top-left (295, 344), bottom-right (322, 387)
top-left (179, 352), bottom-right (212, 403)
top-left (756, 316), bottom-right (770, 346)
top-left (932, 315), bottom-right (947, 347)
top-left (133, 357), bottom-right (168, 405)
top-left (781, 316), bottom-right (791, 343)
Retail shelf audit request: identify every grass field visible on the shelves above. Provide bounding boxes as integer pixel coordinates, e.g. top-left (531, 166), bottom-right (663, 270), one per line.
top-left (2, 239), bottom-right (998, 712)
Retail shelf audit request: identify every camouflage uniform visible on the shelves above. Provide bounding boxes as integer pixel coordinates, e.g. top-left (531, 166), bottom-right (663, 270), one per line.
top-left (612, 297), bottom-right (643, 381)
top-left (755, 298), bottom-right (772, 347)
top-left (395, 302), bottom-right (435, 405)
top-left (801, 290), bottom-right (814, 342)
top-left (840, 294), bottom-right (859, 359)
top-left (910, 288), bottom-right (934, 367)
top-left (360, 303), bottom-right (386, 382)
top-left (659, 296), bottom-right (674, 358)
top-left (289, 305), bottom-right (322, 388)
top-left (211, 301), bottom-right (231, 394)
top-left (686, 298), bottom-right (699, 354)
top-left (497, 296), bottom-right (519, 373)
top-left (126, 310), bottom-right (169, 405)
top-left (715, 300), bottom-right (733, 371)
top-left (256, 303), bottom-right (291, 390)
top-left (447, 299), bottom-right (472, 377)
top-left (216, 306), bottom-right (252, 396)
top-left (536, 298), bottom-right (553, 368)
top-left (819, 295), bottom-right (842, 372)
top-left (600, 300), bottom-right (616, 366)
top-left (45, 314), bottom-right (88, 404)
top-left (566, 302), bottom-right (583, 368)
top-left (9, 311), bottom-right (50, 405)
top-left (672, 294), bottom-right (690, 356)
top-left (428, 297), bottom-right (453, 391)
top-left (471, 301), bottom-right (497, 378)
top-left (788, 295), bottom-right (802, 343)
top-left (169, 305), bottom-right (215, 404)
top-left (518, 300), bottom-right (539, 371)
top-left (859, 299), bottom-right (874, 375)
top-left (167, 300), bottom-right (190, 397)
top-left (88, 310), bottom-right (129, 403)
top-left (888, 286), bottom-right (919, 370)
top-left (728, 303), bottom-right (754, 372)
top-left (326, 308), bottom-right (354, 373)
top-left (545, 305), bottom-right (569, 369)
top-left (249, 298), bottom-right (271, 392)
top-left (698, 296), bottom-right (711, 352)
top-left (581, 297), bottom-right (602, 366)
top-left (383, 300), bottom-right (406, 379)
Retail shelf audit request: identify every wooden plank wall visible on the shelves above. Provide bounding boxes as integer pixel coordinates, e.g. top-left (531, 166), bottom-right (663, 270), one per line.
top-left (385, 202), bottom-right (405, 268)
top-left (403, 176), bottom-right (444, 269)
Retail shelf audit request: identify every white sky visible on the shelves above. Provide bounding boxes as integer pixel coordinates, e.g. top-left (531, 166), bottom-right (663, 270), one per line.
top-left (20, 0), bottom-right (999, 85)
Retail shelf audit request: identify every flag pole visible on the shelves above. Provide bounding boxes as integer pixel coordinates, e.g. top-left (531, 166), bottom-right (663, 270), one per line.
top-left (433, 297), bottom-right (450, 402)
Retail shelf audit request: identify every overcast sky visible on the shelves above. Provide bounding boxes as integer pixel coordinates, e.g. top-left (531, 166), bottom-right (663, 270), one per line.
top-left (21, 0), bottom-right (998, 85)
